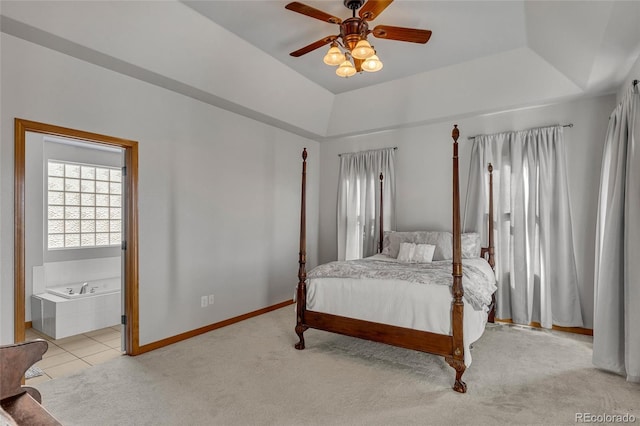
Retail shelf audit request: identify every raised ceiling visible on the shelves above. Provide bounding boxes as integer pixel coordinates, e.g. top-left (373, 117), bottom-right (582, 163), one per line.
top-left (184, 1), bottom-right (640, 96)
top-left (2, 1), bottom-right (639, 138)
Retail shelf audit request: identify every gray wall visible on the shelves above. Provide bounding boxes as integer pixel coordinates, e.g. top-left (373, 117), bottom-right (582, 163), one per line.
top-left (1, 33), bottom-right (320, 345)
top-left (319, 94), bottom-right (616, 329)
top-left (617, 54), bottom-right (640, 101)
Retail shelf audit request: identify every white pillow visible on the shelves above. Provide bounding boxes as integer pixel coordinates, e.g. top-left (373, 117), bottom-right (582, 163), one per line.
top-left (397, 242), bottom-right (416, 263)
top-left (397, 242), bottom-right (435, 263)
top-left (387, 231), bottom-right (453, 260)
top-left (412, 244), bottom-right (436, 263)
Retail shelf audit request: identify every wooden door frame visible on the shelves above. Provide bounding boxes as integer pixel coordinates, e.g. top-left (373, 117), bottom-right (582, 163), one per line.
top-left (14, 118), bottom-right (141, 355)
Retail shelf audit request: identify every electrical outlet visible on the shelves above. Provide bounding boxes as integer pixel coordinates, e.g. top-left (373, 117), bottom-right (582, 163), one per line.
top-left (208, 294), bottom-right (215, 306)
top-left (200, 295), bottom-right (208, 308)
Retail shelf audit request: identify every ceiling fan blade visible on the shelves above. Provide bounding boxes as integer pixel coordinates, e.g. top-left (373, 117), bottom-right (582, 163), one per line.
top-left (372, 25), bottom-right (432, 44)
top-left (290, 36), bottom-right (337, 57)
top-left (359, 0), bottom-right (393, 21)
top-left (285, 2), bottom-right (342, 24)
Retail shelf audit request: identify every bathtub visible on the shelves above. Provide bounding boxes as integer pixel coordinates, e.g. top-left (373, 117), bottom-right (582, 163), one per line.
top-left (31, 277), bottom-right (121, 339)
top-left (47, 278), bottom-right (120, 299)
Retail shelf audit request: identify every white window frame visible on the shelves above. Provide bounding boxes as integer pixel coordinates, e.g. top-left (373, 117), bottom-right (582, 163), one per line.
top-left (46, 160), bottom-right (122, 250)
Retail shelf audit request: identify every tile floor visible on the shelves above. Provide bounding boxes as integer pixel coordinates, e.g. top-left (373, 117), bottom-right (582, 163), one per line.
top-left (25, 326), bottom-right (123, 386)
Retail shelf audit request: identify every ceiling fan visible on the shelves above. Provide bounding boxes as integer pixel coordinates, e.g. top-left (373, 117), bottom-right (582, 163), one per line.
top-left (285, 0), bottom-right (432, 77)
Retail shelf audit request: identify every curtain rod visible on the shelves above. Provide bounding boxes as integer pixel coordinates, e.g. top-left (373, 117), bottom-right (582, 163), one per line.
top-left (467, 123), bottom-right (573, 140)
top-left (338, 146), bottom-right (398, 157)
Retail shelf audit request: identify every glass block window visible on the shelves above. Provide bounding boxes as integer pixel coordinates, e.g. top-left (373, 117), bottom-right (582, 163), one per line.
top-left (47, 161), bottom-right (122, 249)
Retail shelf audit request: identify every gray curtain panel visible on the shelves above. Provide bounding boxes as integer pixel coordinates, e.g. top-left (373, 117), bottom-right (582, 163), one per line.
top-left (337, 148), bottom-right (396, 260)
top-left (464, 126), bottom-right (583, 328)
top-left (593, 83), bottom-right (640, 383)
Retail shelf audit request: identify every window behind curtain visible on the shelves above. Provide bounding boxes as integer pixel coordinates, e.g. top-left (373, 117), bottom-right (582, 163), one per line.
top-left (463, 126), bottom-right (583, 328)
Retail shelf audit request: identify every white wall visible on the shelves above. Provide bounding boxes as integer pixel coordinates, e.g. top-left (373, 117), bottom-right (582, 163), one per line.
top-left (0, 0), bottom-right (333, 138)
top-left (0, 0), bottom-right (4, 339)
top-left (0, 33), bottom-right (320, 345)
top-left (327, 48), bottom-right (583, 137)
top-left (319, 94), bottom-right (616, 329)
top-left (618, 53), bottom-right (640, 101)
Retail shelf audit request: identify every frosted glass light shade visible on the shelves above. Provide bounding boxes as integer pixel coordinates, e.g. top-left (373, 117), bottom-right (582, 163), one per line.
top-left (351, 39), bottom-right (374, 59)
top-left (336, 60), bottom-right (356, 77)
top-left (362, 54), bottom-right (383, 72)
top-left (323, 46), bottom-right (345, 66)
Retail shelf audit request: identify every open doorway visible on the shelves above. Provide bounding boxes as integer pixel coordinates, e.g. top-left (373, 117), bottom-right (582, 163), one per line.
top-left (14, 119), bottom-right (140, 360)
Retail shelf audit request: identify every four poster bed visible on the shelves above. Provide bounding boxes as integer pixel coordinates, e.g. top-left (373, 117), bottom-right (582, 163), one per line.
top-left (294, 125), bottom-right (496, 393)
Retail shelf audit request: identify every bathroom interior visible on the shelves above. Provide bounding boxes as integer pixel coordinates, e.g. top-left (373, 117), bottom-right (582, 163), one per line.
top-left (24, 132), bottom-right (125, 383)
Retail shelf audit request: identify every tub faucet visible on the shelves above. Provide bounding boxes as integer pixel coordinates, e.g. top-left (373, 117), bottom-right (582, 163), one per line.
top-left (79, 282), bottom-right (89, 294)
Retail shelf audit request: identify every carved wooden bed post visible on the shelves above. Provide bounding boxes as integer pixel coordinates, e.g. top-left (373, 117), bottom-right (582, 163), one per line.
top-left (481, 163), bottom-right (496, 322)
top-left (378, 172), bottom-right (384, 253)
top-left (445, 124), bottom-right (467, 393)
top-left (486, 164), bottom-right (495, 269)
top-left (295, 148), bottom-right (308, 350)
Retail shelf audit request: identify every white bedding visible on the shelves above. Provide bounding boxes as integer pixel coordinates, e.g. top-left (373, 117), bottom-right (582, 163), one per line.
top-left (305, 254), bottom-right (497, 366)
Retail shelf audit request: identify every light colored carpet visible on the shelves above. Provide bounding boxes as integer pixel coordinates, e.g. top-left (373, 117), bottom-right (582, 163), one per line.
top-left (37, 307), bottom-right (639, 425)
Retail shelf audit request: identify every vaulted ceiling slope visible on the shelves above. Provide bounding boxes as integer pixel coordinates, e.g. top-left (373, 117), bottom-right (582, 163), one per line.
top-left (2, 1), bottom-right (639, 139)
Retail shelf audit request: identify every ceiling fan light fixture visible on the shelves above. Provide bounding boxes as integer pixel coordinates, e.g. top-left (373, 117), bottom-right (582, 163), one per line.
top-left (285, 1), bottom-right (432, 79)
top-left (336, 60), bottom-right (356, 77)
top-left (362, 54), bottom-right (383, 72)
top-left (351, 39), bottom-right (375, 59)
top-left (323, 45), bottom-right (346, 66)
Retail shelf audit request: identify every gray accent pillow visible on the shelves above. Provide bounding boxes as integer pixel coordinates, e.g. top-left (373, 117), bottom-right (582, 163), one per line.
top-left (461, 232), bottom-right (481, 258)
top-left (387, 231), bottom-right (453, 261)
top-left (381, 231), bottom-right (392, 255)
top-left (386, 231), bottom-right (481, 260)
